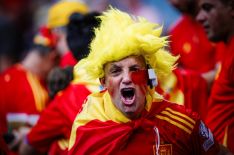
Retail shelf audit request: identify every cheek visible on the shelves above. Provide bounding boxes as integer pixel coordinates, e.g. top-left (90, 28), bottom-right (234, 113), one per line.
top-left (106, 79), bottom-right (116, 97)
top-left (131, 70), bottom-right (148, 85)
top-left (131, 70), bottom-right (148, 95)
top-left (138, 85), bottom-right (147, 97)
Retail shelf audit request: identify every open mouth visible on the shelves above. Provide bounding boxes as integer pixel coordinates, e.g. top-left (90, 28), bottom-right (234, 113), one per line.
top-left (203, 24), bottom-right (210, 32)
top-left (120, 88), bottom-right (135, 105)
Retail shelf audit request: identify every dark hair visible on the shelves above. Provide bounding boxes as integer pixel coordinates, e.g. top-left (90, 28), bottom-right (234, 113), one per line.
top-left (32, 45), bottom-right (54, 56)
top-left (220, 0), bottom-right (234, 7)
top-left (66, 12), bottom-right (101, 61)
top-left (0, 16), bottom-right (23, 62)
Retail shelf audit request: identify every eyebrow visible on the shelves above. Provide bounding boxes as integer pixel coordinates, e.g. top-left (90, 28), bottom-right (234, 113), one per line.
top-left (110, 63), bottom-right (142, 68)
top-left (109, 63), bottom-right (122, 69)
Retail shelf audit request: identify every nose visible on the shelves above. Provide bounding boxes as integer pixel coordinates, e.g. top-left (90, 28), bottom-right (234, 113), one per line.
top-left (122, 71), bottom-right (132, 85)
top-left (196, 10), bottom-right (206, 24)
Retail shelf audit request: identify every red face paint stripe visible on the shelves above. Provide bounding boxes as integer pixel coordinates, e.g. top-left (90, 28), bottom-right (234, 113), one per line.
top-left (131, 70), bottom-right (148, 85)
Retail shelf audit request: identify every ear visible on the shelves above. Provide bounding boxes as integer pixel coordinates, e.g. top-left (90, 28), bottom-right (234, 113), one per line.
top-left (99, 77), bottom-right (106, 88)
top-left (231, 7), bottom-right (234, 17)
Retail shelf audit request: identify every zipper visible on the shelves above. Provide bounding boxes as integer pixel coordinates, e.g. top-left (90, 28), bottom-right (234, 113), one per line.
top-left (154, 126), bottom-right (160, 155)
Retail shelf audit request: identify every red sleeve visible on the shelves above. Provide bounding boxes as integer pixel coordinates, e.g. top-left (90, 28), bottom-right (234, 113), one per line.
top-left (174, 69), bottom-right (209, 120)
top-left (191, 120), bottom-right (220, 155)
top-left (205, 38), bottom-right (234, 152)
top-left (27, 95), bottom-right (69, 152)
top-left (27, 84), bottom-right (91, 152)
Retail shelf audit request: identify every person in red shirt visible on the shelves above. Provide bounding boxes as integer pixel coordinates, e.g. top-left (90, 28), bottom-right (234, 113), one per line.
top-left (168, 0), bottom-right (217, 72)
top-left (162, 0), bottom-right (222, 120)
top-left (47, 0), bottom-right (89, 68)
top-left (197, 0), bottom-right (234, 152)
top-left (68, 8), bottom-right (229, 155)
top-left (0, 26), bottom-right (58, 152)
top-left (19, 12), bottom-right (101, 154)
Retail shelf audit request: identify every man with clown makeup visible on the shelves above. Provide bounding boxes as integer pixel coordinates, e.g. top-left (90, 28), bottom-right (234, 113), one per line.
top-left (68, 8), bottom-right (230, 155)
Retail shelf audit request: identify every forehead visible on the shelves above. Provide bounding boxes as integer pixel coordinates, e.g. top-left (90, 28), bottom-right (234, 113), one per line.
top-left (105, 56), bottom-right (146, 69)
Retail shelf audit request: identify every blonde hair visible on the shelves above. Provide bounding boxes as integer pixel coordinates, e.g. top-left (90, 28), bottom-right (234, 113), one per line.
top-left (75, 8), bottom-right (178, 84)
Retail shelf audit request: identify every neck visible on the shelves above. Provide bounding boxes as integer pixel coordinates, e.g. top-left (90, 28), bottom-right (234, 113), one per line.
top-left (21, 51), bottom-right (44, 79)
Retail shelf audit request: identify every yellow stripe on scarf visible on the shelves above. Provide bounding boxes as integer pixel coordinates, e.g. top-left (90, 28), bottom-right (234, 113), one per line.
top-left (26, 72), bottom-right (48, 112)
top-left (69, 90), bottom-right (159, 149)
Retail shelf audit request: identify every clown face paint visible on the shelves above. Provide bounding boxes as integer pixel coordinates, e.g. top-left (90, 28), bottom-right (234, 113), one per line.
top-left (101, 56), bottom-right (147, 119)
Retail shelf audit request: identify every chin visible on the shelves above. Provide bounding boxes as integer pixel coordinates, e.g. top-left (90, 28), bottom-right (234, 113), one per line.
top-left (124, 112), bottom-right (138, 119)
top-left (209, 35), bottom-right (222, 43)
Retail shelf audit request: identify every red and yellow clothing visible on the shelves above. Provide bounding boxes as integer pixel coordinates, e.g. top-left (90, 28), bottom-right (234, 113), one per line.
top-left (166, 15), bottom-right (219, 120)
top-left (26, 76), bottom-right (101, 154)
top-left (157, 69), bottom-right (209, 120)
top-left (68, 91), bottom-right (219, 155)
top-left (0, 64), bottom-right (49, 133)
top-left (206, 37), bottom-right (234, 152)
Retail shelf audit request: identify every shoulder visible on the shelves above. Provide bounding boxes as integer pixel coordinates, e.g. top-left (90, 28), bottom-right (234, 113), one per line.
top-left (56, 83), bottom-right (91, 99)
top-left (169, 15), bottom-right (191, 34)
top-left (154, 100), bottom-right (199, 135)
top-left (47, 83), bottom-right (92, 114)
top-left (154, 100), bottom-right (219, 154)
top-left (0, 65), bottom-right (27, 90)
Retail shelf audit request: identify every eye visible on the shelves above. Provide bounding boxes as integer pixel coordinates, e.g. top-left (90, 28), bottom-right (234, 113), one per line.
top-left (201, 3), bottom-right (213, 12)
top-left (109, 66), bottom-right (122, 76)
top-left (129, 66), bottom-right (141, 72)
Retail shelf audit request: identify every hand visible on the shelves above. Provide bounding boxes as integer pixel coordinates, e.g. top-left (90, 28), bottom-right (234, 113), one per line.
top-left (8, 127), bottom-right (30, 151)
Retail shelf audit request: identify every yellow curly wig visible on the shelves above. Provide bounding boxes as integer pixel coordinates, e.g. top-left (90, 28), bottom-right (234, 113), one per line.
top-left (74, 7), bottom-right (178, 84)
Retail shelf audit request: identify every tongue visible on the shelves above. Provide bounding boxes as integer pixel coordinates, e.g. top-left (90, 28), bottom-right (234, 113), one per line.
top-left (121, 95), bottom-right (135, 105)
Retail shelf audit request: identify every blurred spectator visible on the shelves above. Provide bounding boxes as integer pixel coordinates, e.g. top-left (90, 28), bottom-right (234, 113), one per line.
top-left (47, 0), bottom-right (89, 68)
top-left (159, 0), bottom-right (222, 120)
top-left (197, 0), bottom-right (234, 152)
top-left (19, 12), bottom-right (101, 155)
top-left (0, 26), bottom-right (58, 153)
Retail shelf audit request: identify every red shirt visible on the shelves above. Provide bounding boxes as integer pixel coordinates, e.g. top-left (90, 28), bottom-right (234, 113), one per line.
top-left (0, 64), bottom-right (49, 133)
top-left (59, 51), bottom-right (77, 68)
top-left (206, 37), bottom-right (234, 152)
top-left (167, 15), bottom-right (219, 120)
top-left (174, 69), bottom-right (209, 120)
top-left (169, 15), bottom-right (217, 73)
top-left (27, 83), bottom-right (91, 153)
top-left (68, 92), bottom-right (220, 155)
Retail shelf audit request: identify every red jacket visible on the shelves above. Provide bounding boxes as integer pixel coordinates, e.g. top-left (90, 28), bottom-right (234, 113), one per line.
top-left (206, 37), bottom-right (234, 153)
top-left (27, 80), bottom-right (100, 154)
top-left (166, 15), bottom-right (220, 120)
top-left (0, 64), bottom-right (49, 133)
